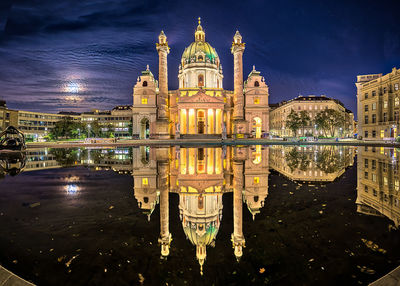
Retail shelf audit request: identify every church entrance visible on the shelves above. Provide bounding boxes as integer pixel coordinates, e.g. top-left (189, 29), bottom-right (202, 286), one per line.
top-left (198, 110), bottom-right (205, 134)
top-left (252, 117), bottom-right (262, 138)
top-left (140, 118), bottom-right (150, 139)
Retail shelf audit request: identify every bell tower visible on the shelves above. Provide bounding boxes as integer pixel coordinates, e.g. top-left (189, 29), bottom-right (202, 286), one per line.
top-left (231, 30), bottom-right (247, 137)
top-left (156, 31), bottom-right (170, 138)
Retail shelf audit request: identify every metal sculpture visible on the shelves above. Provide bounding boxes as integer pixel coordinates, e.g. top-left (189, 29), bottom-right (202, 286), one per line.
top-left (0, 151), bottom-right (26, 177)
top-left (0, 126), bottom-right (26, 151)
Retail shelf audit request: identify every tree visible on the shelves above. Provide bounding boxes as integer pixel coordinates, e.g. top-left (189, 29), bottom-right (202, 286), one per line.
top-left (299, 110), bottom-right (311, 136)
top-left (49, 117), bottom-right (86, 140)
top-left (286, 110), bottom-right (301, 137)
top-left (285, 147), bottom-right (311, 172)
top-left (315, 146), bottom-right (345, 173)
top-left (315, 109), bottom-right (345, 137)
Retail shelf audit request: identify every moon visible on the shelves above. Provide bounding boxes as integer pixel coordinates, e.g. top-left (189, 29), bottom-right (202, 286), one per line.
top-left (66, 82), bottom-right (80, 93)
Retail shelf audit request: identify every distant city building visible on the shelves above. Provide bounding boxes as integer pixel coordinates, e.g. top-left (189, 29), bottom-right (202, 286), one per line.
top-left (356, 67), bottom-right (400, 140)
top-left (269, 95), bottom-right (354, 137)
top-left (0, 102), bottom-right (132, 141)
top-left (132, 18), bottom-right (270, 139)
top-left (81, 105), bottom-right (132, 138)
top-left (0, 100), bottom-right (18, 132)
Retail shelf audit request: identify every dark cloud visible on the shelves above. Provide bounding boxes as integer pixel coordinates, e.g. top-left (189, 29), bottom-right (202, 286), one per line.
top-left (0, 0), bottom-right (399, 116)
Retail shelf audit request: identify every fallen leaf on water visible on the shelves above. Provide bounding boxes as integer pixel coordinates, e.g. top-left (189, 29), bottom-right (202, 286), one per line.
top-left (361, 239), bottom-right (387, 254)
top-left (65, 254), bottom-right (79, 268)
top-left (109, 206), bottom-right (114, 210)
top-left (308, 258), bottom-right (314, 262)
top-left (259, 268), bottom-right (265, 274)
top-left (138, 273), bottom-right (145, 284)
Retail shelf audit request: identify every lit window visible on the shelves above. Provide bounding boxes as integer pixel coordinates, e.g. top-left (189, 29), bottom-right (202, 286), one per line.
top-left (381, 130), bottom-right (385, 138)
top-left (253, 177), bottom-right (260, 184)
top-left (141, 97), bottom-right (148, 104)
top-left (384, 101), bottom-right (388, 108)
top-left (142, 178), bottom-right (148, 185)
top-left (254, 98), bottom-right (260, 104)
top-left (395, 83), bottom-right (399, 91)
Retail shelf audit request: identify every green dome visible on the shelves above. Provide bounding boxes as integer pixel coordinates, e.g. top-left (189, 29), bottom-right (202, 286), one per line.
top-left (181, 41), bottom-right (219, 64)
top-left (183, 222), bottom-right (219, 246)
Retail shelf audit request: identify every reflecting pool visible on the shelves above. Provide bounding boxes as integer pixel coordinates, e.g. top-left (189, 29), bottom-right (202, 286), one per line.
top-left (0, 145), bottom-right (399, 285)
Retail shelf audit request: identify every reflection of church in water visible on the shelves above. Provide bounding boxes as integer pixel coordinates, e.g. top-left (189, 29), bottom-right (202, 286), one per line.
top-left (132, 145), bottom-right (269, 274)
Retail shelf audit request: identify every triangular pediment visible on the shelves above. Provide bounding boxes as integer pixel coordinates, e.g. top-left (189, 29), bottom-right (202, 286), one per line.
top-left (178, 90), bottom-right (224, 104)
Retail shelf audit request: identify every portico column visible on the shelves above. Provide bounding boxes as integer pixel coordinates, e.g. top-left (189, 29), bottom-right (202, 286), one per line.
top-left (186, 109), bottom-right (190, 134)
top-left (195, 109), bottom-right (198, 134)
top-left (227, 111), bottom-right (231, 136)
top-left (205, 112), bottom-right (208, 135)
top-left (214, 109), bottom-right (217, 134)
top-left (178, 110), bottom-right (181, 136)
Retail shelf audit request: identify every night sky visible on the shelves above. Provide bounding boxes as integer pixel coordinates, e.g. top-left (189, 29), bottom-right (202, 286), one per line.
top-left (0, 0), bottom-right (399, 117)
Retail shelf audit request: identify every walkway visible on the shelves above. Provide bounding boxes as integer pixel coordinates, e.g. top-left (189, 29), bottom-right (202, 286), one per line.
top-left (0, 266), bottom-right (35, 286)
top-left (370, 266), bottom-right (400, 285)
top-left (26, 138), bottom-right (400, 149)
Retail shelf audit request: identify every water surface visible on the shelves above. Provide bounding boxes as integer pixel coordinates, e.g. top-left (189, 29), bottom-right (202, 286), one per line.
top-left (0, 145), bottom-right (399, 285)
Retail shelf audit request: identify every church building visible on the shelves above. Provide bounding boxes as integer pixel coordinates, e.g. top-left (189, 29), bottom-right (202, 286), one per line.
top-left (132, 18), bottom-right (270, 139)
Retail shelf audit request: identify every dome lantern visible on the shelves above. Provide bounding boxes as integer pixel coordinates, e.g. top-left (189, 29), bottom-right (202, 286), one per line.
top-left (195, 17), bottom-right (205, 42)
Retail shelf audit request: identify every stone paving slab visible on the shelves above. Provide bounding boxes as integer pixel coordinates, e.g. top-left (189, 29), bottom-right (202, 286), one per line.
top-left (370, 266), bottom-right (400, 286)
top-left (0, 266), bottom-right (35, 286)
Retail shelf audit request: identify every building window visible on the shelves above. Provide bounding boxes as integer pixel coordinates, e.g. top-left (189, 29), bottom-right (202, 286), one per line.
top-left (142, 178), bottom-right (148, 186)
top-left (372, 130), bottom-right (376, 137)
top-left (381, 130), bottom-right (385, 138)
top-left (197, 55), bottom-right (203, 62)
top-left (372, 114), bottom-right (376, 123)
top-left (384, 101), bottom-right (388, 108)
top-left (141, 97), bottom-right (148, 104)
top-left (142, 81), bottom-right (148, 87)
top-left (253, 177), bottom-right (260, 184)
top-left (373, 189), bottom-right (377, 197)
top-left (364, 159), bottom-right (368, 168)
top-left (396, 97), bottom-right (400, 107)
top-left (383, 113), bottom-right (387, 122)
top-left (372, 91), bottom-right (376, 96)
top-left (372, 102), bottom-right (376, 110)
top-left (384, 87), bottom-right (387, 94)
top-left (395, 83), bottom-right (399, 91)
top-left (364, 131), bottom-right (368, 138)
top-left (198, 74), bottom-right (204, 87)
top-left (365, 93), bottom-right (368, 99)
top-left (364, 171), bottom-right (368, 179)
top-left (254, 81), bottom-right (259, 87)
top-left (364, 186), bottom-right (368, 193)
top-left (395, 111), bottom-right (399, 121)
top-left (372, 160), bottom-right (376, 169)
top-left (364, 115), bottom-right (368, 124)
top-left (254, 98), bottom-right (260, 104)
top-left (364, 105), bottom-right (368, 112)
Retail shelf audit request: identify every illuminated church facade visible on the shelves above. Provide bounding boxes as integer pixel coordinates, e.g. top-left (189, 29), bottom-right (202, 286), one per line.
top-left (132, 18), bottom-right (270, 139)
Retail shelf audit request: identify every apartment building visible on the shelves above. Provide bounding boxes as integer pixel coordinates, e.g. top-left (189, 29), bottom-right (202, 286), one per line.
top-left (356, 67), bottom-right (400, 140)
top-left (269, 95), bottom-right (354, 137)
